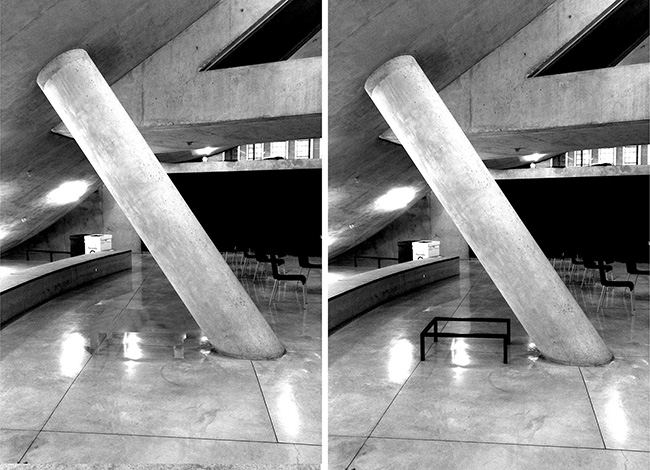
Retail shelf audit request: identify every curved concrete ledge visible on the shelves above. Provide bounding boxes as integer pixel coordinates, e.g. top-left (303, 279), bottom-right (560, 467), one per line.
top-left (329, 256), bottom-right (460, 332)
top-left (1, 250), bottom-right (132, 325)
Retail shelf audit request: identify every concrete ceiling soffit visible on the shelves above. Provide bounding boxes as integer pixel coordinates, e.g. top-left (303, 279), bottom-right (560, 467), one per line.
top-left (491, 163), bottom-right (649, 180)
top-left (163, 158), bottom-right (321, 174)
top-left (378, 0), bottom-right (649, 164)
top-left (52, 0), bottom-right (322, 154)
top-left (0, 0), bottom-right (226, 253)
top-left (327, 0), bottom-right (560, 259)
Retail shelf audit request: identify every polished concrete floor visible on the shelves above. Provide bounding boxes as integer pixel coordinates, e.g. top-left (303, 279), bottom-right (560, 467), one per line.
top-left (1, 253), bottom-right (321, 466)
top-left (329, 259), bottom-right (649, 469)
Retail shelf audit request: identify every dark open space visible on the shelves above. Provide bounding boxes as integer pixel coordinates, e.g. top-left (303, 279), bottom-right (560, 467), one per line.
top-left (498, 175), bottom-right (649, 261)
top-left (170, 169), bottom-right (322, 256)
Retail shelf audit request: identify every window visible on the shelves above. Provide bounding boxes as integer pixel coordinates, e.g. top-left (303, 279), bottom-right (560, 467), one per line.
top-left (227, 140), bottom-right (321, 161)
top-left (311, 138), bottom-right (321, 159)
top-left (530, 0), bottom-right (649, 77)
top-left (245, 144), bottom-right (255, 160)
top-left (574, 150), bottom-right (592, 167)
top-left (295, 140), bottom-right (310, 159)
top-left (597, 148), bottom-right (615, 165)
top-left (255, 143), bottom-right (264, 160)
top-left (270, 141), bottom-right (287, 158)
top-left (244, 143), bottom-right (265, 160)
top-left (202, 0), bottom-right (321, 71)
top-left (622, 146), bottom-right (638, 165)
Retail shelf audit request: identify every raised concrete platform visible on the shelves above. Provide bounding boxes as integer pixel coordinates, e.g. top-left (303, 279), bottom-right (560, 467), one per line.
top-left (0, 250), bottom-right (132, 324)
top-left (329, 256), bottom-right (459, 332)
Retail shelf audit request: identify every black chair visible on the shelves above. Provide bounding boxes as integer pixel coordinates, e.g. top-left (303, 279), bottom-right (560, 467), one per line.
top-left (239, 249), bottom-right (257, 277)
top-left (268, 254), bottom-right (306, 307)
top-left (298, 255), bottom-right (321, 282)
top-left (626, 261), bottom-right (649, 284)
top-left (568, 254), bottom-right (584, 283)
top-left (597, 260), bottom-right (634, 312)
top-left (581, 256), bottom-right (613, 288)
top-left (253, 251), bottom-right (284, 282)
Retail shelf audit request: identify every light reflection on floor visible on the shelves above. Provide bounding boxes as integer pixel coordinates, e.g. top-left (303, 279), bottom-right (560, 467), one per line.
top-left (329, 259), bottom-right (649, 470)
top-left (0, 253), bottom-right (321, 466)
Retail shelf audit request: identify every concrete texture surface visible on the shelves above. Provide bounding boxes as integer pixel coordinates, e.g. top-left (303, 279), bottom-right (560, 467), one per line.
top-left (329, 256), bottom-right (459, 331)
top-left (365, 55), bottom-right (612, 365)
top-left (1, 0), bottom-right (321, 254)
top-left (327, 0), bottom-right (558, 258)
top-left (327, 0), bottom-right (648, 258)
top-left (37, 49), bottom-right (284, 359)
top-left (0, 254), bottom-right (322, 465)
top-left (0, 0), bottom-right (223, 253)
top-left (0, 250), bottom-right (131, 324)
top-left (329, 259), bottom-right (649, 469)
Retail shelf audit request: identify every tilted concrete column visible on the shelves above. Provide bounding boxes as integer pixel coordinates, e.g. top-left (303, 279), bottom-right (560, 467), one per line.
top-left (38, 49), bottom-right (285, 360)
top-left (365, 56), bottom-right (612, 366)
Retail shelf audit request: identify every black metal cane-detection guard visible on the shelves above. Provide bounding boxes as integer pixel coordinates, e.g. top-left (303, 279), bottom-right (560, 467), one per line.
top-left (420, 317), bottom-right (511, 364)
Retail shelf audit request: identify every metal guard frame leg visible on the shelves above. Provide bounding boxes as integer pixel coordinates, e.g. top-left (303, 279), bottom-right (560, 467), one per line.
top-left (420, 317), bottom-right (511, 364)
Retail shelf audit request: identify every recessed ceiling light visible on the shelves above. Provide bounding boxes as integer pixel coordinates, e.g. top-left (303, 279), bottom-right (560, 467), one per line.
top-left (521, 153), bottom-right (545, 162)
top-left (193, 146), bottom-right (219, 157)
top-left (47, 181), bottom-right (88, 205)
top-left (375, 187), bottom-right (417, 211)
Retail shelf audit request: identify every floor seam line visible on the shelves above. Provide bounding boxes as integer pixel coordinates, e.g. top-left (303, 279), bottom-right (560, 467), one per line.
top-left (361, 434), bottom-right (640, 452)
top-left (344, 356), bottom-right (427, 469)
top-left (579, 366), bottom-right (608, 450)
top-left (344, 261), bottom-right (486, 468)
top-left (17, 351), bottom-right (95, 463)
top-left (251, 361), bottom-right (279, 444)
top-left (32, 428), bottom-right (293, 445)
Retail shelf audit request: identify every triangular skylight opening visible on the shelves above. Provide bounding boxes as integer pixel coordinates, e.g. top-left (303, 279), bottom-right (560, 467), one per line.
top-left (201, 0), bottom-right (321, 71)
top-left (530, 0), bottom-right (648, 77)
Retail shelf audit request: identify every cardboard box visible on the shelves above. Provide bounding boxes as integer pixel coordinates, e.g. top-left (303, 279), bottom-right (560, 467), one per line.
top-left (412, 240), bottom-right (440, 260)
top-left (84, 234), bottom-right (112, 254)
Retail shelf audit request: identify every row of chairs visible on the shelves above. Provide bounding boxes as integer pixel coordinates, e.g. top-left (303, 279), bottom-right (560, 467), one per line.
top-left (552, 253), bottom-right (647, 312)
top-left (221, 247), bottom-right (321, 307)
top-left (595, 260), bottom-right (648, 313)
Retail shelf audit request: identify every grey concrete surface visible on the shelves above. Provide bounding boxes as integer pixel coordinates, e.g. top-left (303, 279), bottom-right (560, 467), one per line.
top-left (37, 49), bottom-right (284, 360)
top-left (365, 55), bottom-right (612, 365)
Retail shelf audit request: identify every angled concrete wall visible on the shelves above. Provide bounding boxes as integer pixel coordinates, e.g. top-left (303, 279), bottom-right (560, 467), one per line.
top-left (52, 0), bottom-right (322, 153)
top-left (380, 0), bottom-right (649, 157)
top-left (440, 0), bottom-right (649, 157)
top-left (333, 193), bottom-right (469, 264)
